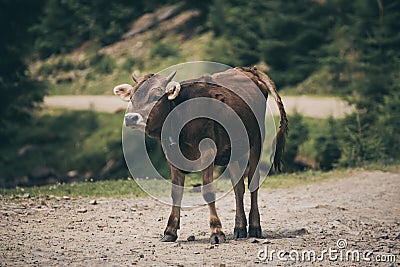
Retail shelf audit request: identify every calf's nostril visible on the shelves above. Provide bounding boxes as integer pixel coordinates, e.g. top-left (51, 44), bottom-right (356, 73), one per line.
top-left (131, 115), bottom-right (139, 122)
top-left (125, 113), bottom-right (142, 126)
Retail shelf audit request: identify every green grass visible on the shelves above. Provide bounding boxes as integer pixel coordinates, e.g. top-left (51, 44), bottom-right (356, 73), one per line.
top-left (2, 179), bottom-right (146, 198)
top-left (262, 161), bottom-right (399, 191)
top-left (280, 67), bottom-right (336, 96)
top-left (1, 173), bottom-right (205, 198)
top-left (262, 168), bottom-right (353, 189)
top-left (3, 164), bottom-right (398, 199)
top-left (0, 108), bottom-right (128, 184)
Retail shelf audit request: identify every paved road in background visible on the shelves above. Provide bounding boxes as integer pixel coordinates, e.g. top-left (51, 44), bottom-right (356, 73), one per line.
top-left (44, 95), bottom-right (354, 118)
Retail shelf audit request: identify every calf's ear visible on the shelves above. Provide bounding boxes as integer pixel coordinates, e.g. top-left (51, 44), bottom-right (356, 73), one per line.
top-left (165, 81), bottom-right (181, 100)
top-left (113, 84), bottom-right (133, 102)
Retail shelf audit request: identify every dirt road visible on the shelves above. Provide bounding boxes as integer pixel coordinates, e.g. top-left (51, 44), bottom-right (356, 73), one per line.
top-left (1, 171), bottom-right (399, 266)
top-left (43, 95), bottom-right (353, 118)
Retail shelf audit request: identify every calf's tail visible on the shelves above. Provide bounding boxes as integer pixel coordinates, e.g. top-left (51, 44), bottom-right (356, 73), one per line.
top-left (236, 66), bottom-right (288, 172)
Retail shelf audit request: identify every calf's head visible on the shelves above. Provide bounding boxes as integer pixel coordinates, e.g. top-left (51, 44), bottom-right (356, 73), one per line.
top-left (113, 71), bottom-right (180, 136)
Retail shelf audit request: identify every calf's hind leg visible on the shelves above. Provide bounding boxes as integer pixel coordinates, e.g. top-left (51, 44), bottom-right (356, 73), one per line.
top-left (247, 147), bottom-right (262, 238)
top-left (202, 163), bottom-right (226, 244)
top-left (229, 161), bottom-right (248, 238)
top-left (161, 166), bottom-right (185, 242)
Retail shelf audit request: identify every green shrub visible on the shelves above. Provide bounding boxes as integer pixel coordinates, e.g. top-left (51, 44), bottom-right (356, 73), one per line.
top-left (38, 58), bottom-right (75, 76)
top-left (377, 91), bottom-right (400, 159)
top-left (313, 118), bottom-right (341, 170)
top-left (282, 112), bottom-right (309, 172)
top-left (122, 56), bottom-right (144, 73)
top-left (337, 113), bottom-right (385, 167)
top-left (91, 54), bottom-right (116, 74)
top-left (150, 42), bottom-right (179, 59)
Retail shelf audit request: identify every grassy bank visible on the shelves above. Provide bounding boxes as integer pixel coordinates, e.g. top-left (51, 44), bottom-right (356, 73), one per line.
top-left (2, 165), bottom-right (398, 199)
top-left (0, 108), bottom-right (127, 186)
top-left (2, 107), bottom-right (398, 191)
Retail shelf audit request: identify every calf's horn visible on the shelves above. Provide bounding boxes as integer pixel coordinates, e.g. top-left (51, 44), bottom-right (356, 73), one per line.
top-left (132, 72), bottom-right (139, 83)
top-left (166, 70), bottom-right (177, 83)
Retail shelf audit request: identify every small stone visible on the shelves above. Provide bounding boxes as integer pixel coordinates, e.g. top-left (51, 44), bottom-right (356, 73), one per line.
top-left (194, 251), bottom-right (201, 254)
top-left (62, 196), bottom-right (70, 200)
top-left (250, 238), bottom-right (260, 243)
top-left (396, 233), bottom-right (400, 239)
top-left (262, 239), bottom-right (271, 244)
top-left (89, 199), bottom-right (97, 205)
top-left (187, 235), bottom-right (195, 241)
top-left (77, 208), bottom-right (87, 213)
top-left (139, 254), bottom-right (144, 258)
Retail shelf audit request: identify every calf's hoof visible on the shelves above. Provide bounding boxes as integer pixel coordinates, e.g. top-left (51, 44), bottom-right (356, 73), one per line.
top-left (210, 232), bottom-right (226, 244)
top-left (160, 233), bottom-right (178, 242)
top-left (234, 227), bottom-right (247, 239)
top-left (248, 226), bottom-right (262, 238)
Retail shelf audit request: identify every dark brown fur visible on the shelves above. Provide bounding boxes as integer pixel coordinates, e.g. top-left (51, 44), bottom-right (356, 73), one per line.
top-left (126, 67), bottom-right (288, 242)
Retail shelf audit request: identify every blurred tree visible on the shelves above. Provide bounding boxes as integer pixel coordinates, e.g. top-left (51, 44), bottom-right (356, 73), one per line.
top-left (260, 0), bottom-right (334, 87)
top-left (351, 0), bottom-right (400, 160)
top-left (0, 0), bottom-right (46, 142)
top-left (207, 0), bottom-right (263, 66)
top-left (327, 0), bottom-right (400, 163)
top-left (33, 0), bottom-right (145, 58)
top-left (32, 0), bottom-right (185, 58)
top-left (208, 0), bottom-right (334, 88)
top-left (313, 118), bottom-right (341, 170)
top-left (282, 113), bottom-right (309, 172)
top-left (350, 0), bottom-right (400, 110)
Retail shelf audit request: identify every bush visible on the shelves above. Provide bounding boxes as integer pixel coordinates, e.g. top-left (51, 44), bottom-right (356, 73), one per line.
top-left (38, 58), bottom-right (75, 76)
top-left (337, 113), bottom-right (385, 167)
top-left (377, 91), bottom-right (400, 159)
top-left (91, 54), bottom-right (116, 74)
top-left (313, 118), bottom-right (341, 170)
top-left (122, 56), bottom-right (144, 73)
top-left (150, 42), bottom-right (179, 59)
top-left (282, 113), bottom-right (309, 172)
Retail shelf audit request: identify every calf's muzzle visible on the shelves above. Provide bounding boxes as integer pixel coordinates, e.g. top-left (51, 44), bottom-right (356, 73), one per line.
top-left (125, 112), bottom-right (144, 127)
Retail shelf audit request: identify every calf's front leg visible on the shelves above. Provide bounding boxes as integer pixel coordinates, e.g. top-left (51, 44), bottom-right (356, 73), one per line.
top-left (161, 165), bottom-right (185, 242)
